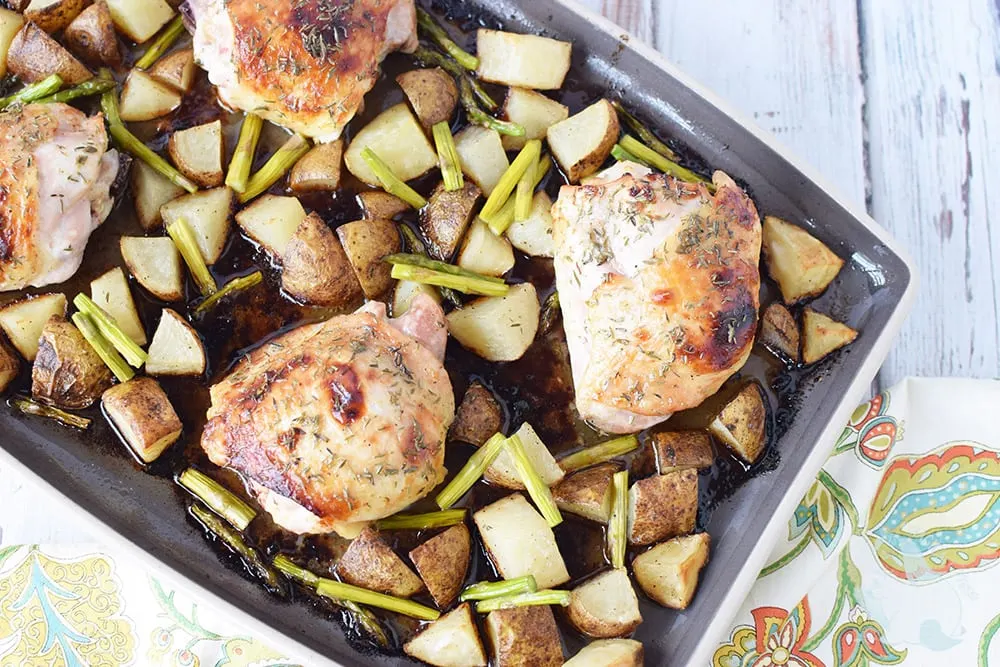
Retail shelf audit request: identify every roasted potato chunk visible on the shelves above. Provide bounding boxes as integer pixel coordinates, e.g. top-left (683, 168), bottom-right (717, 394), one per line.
top-left (63, 1), bottom-right (120, 67)
top-left (31, 315), bottom-right (112, 409)
top-left (119, 69), bottom-right (181, 121)
top-left (0, 336), bottom-right (20, 393)
top-left (420, 180), bottom-right (481, 261)
top-left (628, 468), bottom-right (698, 546)
top-left (762, 216), bottom-right (844, 304)
top-left (568, 568), bottom-right (642, 638)
top-left (132, 159), bottom-right (184, 230)
top-left (547, 99), bottom-right (619, 182)
top-left (449, 381), bottom-right (502, 446)
top-left (552, 462), bottom-right (618, 523)
top-left (647, 430), bottom-right (715, 475)
top-left (357, 190), bottom-right (409, 221)
top-left (0, 293), bottom-right (67, 361)
top-left (24, 0), bottom-right (85, 34)
top-left (563, 640), bottom-right (643, 667)
top-left (8, 21), bottom-right (91, 84)
top-left (281, 213), bottom-right (363, 308)
top-left (336, 218), bottom-right (401, 299)
top-left (145, 309), bottom-right (206, 376)
top-left (404, 603), bottom-right (487, 667)
top-left (485, 605), bottom-right (563, 667)
top-left (90, 266), bottom-right (146, 346)
top-left (632, 532), bottom-right (710, 609)
top-left (102, 377), bottom-right (182, 463)
top-left (454, 126), bottom-right (508, 195)
top-left (336, 527), bottom-right (425, 598)
top-left (168, 120), bottom-right (224, 188)
top-left (505, 191), bottom-right (555, 258)
top-left (160, 187), bottom-right (233, 264)
top-left (392, 279), bottom-right (440, 316)
top-left (476, 29), bottom-right (571, 90)
top-left (408, 523), bottom-right (471, 609)
top-left (709, 382), bottom-right (768, 464)
top-left (457, 219), bottom-right (515, 278)
top-left (289, 140), bottom-right (343, 193)
top-left (235, 194), bottom-right (307, 259)
top-left (120, 236), bottom-right (183, 302)
top-left (104, 0), bottom-right (173, 43)
top-left (447, 283), bottom-right (540, 362)
top-left (759, 302), bottom-right (800, 362)
top-left (485, 421), bottom-right (564, 490)
top-left (148, 48), bottom-right (194, 93)
top-left (802, 309), bottom-right (858, 364)
top-left (501, 87), bottom-right (569, 151)
top-left (344, 103), bottom-right (437, 186)
top-left (0, 9), bottom-right (25, 77)
top-left (397, 68), bottom-right (458, 130)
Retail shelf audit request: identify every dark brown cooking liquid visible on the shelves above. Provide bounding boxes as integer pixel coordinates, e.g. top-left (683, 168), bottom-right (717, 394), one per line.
top-left (0, 2), bottom-right (810, 658)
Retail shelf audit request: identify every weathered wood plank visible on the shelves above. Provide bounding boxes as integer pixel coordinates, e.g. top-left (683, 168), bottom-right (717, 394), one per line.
top-left (860, 0), bottom-right (1000, 386)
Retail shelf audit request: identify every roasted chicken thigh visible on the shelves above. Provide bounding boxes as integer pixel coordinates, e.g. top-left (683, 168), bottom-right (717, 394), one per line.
top-left (552, 162), bottom-right (762, 433)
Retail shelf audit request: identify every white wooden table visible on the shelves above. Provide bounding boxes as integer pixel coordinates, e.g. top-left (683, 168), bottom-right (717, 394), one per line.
top-left (1, 0), bottom-right (998, 545)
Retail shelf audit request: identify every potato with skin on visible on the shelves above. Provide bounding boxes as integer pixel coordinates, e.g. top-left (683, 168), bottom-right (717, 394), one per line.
top-left (235, 194), bottom-right (307, 259)
top-left (120, 237), bottom-right (183, 302)
top-left (102, 377), bottom-right (182, 463)
top-left (485, 421), bottom-right (564, 490)
top-left (0, 10), bottom-right (25, 77)
top-left (485, 605), bottom-right (563, 667)
top-left (501, 87), bottom-right (569, 151)
top-left (168, 120), bottom-right (224, 188)
top-left (408, 523), bottom-right (471, 609)
top-left (0, 336), bottom-right (20, 394)
top-left (357, 191), bottom-right (408, 221)
top-left (567, 568), bottom-right (642, 638)
top-left (632, 532), bottom-right (710, 609)
top-left (343, 103), bottom-right (438, 186)
top-left (160, 187), bottom-right (234, 264)
top-left (281, 213), bottom-right (363, 308)
top-left (404, 603), bottom-right (487, 667)
top-left (90, 267), bottom-right (146, 346)
top-left (336, 218), bottom-right (401, 299)
top-left (24, 0), bottom-right (85, 34)
top-left (449, 381), bottom-right (501, 446)
top-left (628, 468), bottom-right (698, 546)
top-left (420, 180), bottom-right (481, 261)
top-left (476, 29), bottom-right (571, 90)
top-left (289, 140), bottom-right (343, 193)
top-left (32, 315), bottom-right (112, 409)
top-left (396, 68), bottom-right (458, 130)
top-left (8, 22), bottom-right (92, 84)
top-left (758, 302), bottom-right (800, 362)
top-left (546, 99), bottom-right (620, 183)
top-left (762, 216), bottom-right (844, 304)
top-left (454, 126), bottom-right (509, 195)
top-left (802, 309), bottom-right (858, 365)
top-left (647, 430), bottom-right (715, 475)
top-left (119, 69), bottom-right (181, 121)
top-left (0, 293), bottom-right (67, 361)
top-left (145, 309), bottom-right (206, 376)
top-left (505, 191), bottom-right (555, 258)
top-left (552, 462), bottom-right (617, 523)
top-left (63, 1), bottom-right (120, 67)
top-left (709, 382), bottom-right (768, 464)
top-left (104, 0), bottom-right (174, 43)
top-left (148, 48), bottom-right (195, 93)
top-left (563, 639), bottom-right (644, 667)
top-left (133, 160), bottom-right (184, 231)
top-left (336, 527), bottom-right (425, 598)
top-left (447, 283), bottom-right (539, 362)
top-left (457, 219), bottom-right (514, 278)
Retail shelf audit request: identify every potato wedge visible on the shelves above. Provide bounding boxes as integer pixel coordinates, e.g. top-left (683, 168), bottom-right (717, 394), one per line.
top-left (802, 309), bottom-right (858, 365)
top-left (567, 568), bottom-right (642, 638)
top-left (762, 216), bottom-right (844, 304)
top-left (145, 309), bottom-right (205, 376)
top-left (709, 382), bottom-right (768, 464)
top-left (282, 213), bottom-right (363, 308)
top-left (336, 527), bottom-right (425, 598)
top-left (102, 377), bottom-right (182, 463)
top-left (457, 219), bottom-right (514, 277)
top-left (420, 181), bottom-right (481, 261)
top-left (449, 381), bottom-right (502, 446)
top-left (648, 430), bottom-right (714, 475)
top-left (758, 302), bottom-right (800, 362)
top-left (90, 266), bottom-right (146, 346)
top-left (485, 605), bottom-right (563, 667)
top-left (632, 532), bottom-right (710, 609)
top-left (63, 1), bottom-right (120, 67)
top-left (289, 140), bottom-right (343, 193)
top-left (628, 468), bottom-right (698, 546)
top-left (404, 603), bottom-right (487, 667)
top-left (357, 190), bottom-right (409, 221)
top-left (7, 21), bottom-right (91, 84)
top-left (552, 462), bottom-right (617, 523)
top-left (168, 120), bottom-right (224, 188)
top-left (485, 422), bottom-right (564, 490)
top-left (148, 47), bottom-right (194, 93)
top-left (397, 68), bottom-right (458, 130)
top-left (133, 159), bottom-right (184, 230)
top-left (0, 293), bottom-right (67, 361)
top-left (235, 194), bottom-right (307, 259)
top-left (120, 236), bottom-right (183, 302)
top-left (0, 337), bottom-right (21, 393)
top-left (473, 493), bottom-right (569, 589)
top-left (408, 523), bottom-right (471, 609)
top-left (392, 280), bottom-right (439, 317)
top-left (476, 29), bottom-right (571, 90)
top-left (563, 640), bottom-right (643, 667)
top-left (447, 283), bottom-right (539, 362)
top-left (119, 69), bottom-right (181, 121)
top-left (505, 191), bottom-right (555, 258)
top-left (32, 315), bottom-right (112, 409)
top-left (547, 99), bottom-right (619, 183)
top-left (454, 126), bottom-right (508, 195)
top-left (104, 0), bottom-right (174, 43)
top-left (336, 218), bottom-right (401, 299)
top-left (160, 187), bottom-right (233, 264)
top-left (501, 87), bottom-right (569, 151)
top-left (24, 0), bottom-right (85, 34)
top-left (0, 10), bottom-right (25, 77)
top-left (344, 103), bottom-right (437, 186)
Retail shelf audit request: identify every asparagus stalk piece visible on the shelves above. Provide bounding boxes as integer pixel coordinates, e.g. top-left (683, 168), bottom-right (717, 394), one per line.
top-left (413, 45), bottom-right (496, 111)
top-left (618, 135), bottom-right (713, 190)
top-left (10, 396), bottom-right (91, 429)
top-left (484, 154), bottom-right (551, 235)
top-left (0, 74), bottom-right (63, 110)
top-left (608, 470), bottom-right (629, 569)
top-left (71, 312), bottom-right (134, 382)
top-left (225, 112), bottom-right (263, 193)
top-left (36, 77), bottom-right (114, 104)
top-left (166, 217), bottom-right (217, 297)
top-left (507, 433), bottom-right (562, 527)
top-left (436, 432), bottom-right (507, 509)
top-left (239, 133), bottom-right (310, 203)
top-left (273, 554), bottom-right (320, 586)
top-left (475, 589), bottom-right (571, 613)
top-left (390, 264), bottom-right (508, 297)
top-left (397, 226), bottom-right (463, 306)
top-left (191, 503), bottom-right (284, 591)
top-left (479, 140), bottom-right (541, 220)
top-left (514, 150), bottom-right (537, 222)
top-left (558, 435), bottom-right (640, 472)
top-left (193, 271), bottom-right (262, 315)
top-left (73, 294), bottom-right (147, 368)
top-left (610, 143), bottom-right (648, 166)
top-left (360, 148), bottom-right (427, 209)
top-left (539, 290), bottom-right (561, 335)
top-left (459, 575), bottom-right (537, 602)
top-left (178, 468), bottom-right (257, 530)
top-left (101, 88), bottom-right (198, 193)
top-left (459, 76), bottom-right (524, 136)
top-left (416, 8), bottom-right (479, 70)
top-left (316, 578), bottom-right (439, 621)
top-left (384, 253), bottom-right (505, 283)
top-left (611, 100), bottom-right (680, 161)
top-left (432, 121), bottom-right (464, 191)
top-left (135, 15), bottom-right (186, 70)
top-left (375, 509), bottom-right (466, 530)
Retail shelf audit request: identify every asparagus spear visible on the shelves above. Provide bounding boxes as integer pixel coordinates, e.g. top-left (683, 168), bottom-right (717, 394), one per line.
top-left (506, 433), bottom-right (562, 527)
top-left (618, 135), bottom-right (713, 190)
top-left (484, 154), bottom-right (551, 235)
top-left (135, 15), bottom-right (186, 70)
top-left (459, 575), bottom-right (537, 602)
top-left (238, 133), bottom-right (311, 203)
top-left (193, 271), bottom-right (262, 315)
top-left (436, 432), bottom-right (507, 509)
top-left (413, 45), bottom-right (496, 111)
top-left (36, 77), bottom-right (115, 104)
top-left (539, 290), bottom-right (561, 335)
top-left (432, 121), bottom-right (464, 191)
top-left (610, 143), bottom-right (649, 166)
top-left (459, 76), bottom-right (524, 136)
top-left (71, 312), bottom-right (134, 383)
top-left (397, 226), bottom-right (462, 307)
top-left (10, 396), bottom-right (91, 429)
top-left (177, 468), bottom-right (257, 530)
top-left (479, 140), bottom-right (541, 220)
top-left (383, 254), bottom-right (505, 283)
top-left (360, 148), bottom-right (427, 209)
top-left (557, 435), bottom-right (640, 472)
top-left (611, 100), bottom-right (680, 161)
top-left (416, 8), bottom-right (479, 70)
top-left (514, 150), bottom-right (538, 222)
top-left (0, 74), bottom-right (63, 110)
top-left (73, 294), bottom-right (147, 368)
top-left (375, 509), bottom-right (466, 530)
top-left (475, 589), bottom-right (571, 613)
top-left (608, 470), bottom-right (629, 569)
top-left (191, 504), bottom-right (284, 592)
top-left (390, 264), bottom-right (509, 297)
top-left (166, 217), bottom-right (217, 297)
top-left (225, 112), bottom-right (263, 193)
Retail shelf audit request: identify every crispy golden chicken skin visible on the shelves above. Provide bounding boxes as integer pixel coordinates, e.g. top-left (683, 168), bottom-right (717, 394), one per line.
top-left (188, 0), bottom-right (417, 141)
top-left (552, 162), bottom-right (761, 433)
